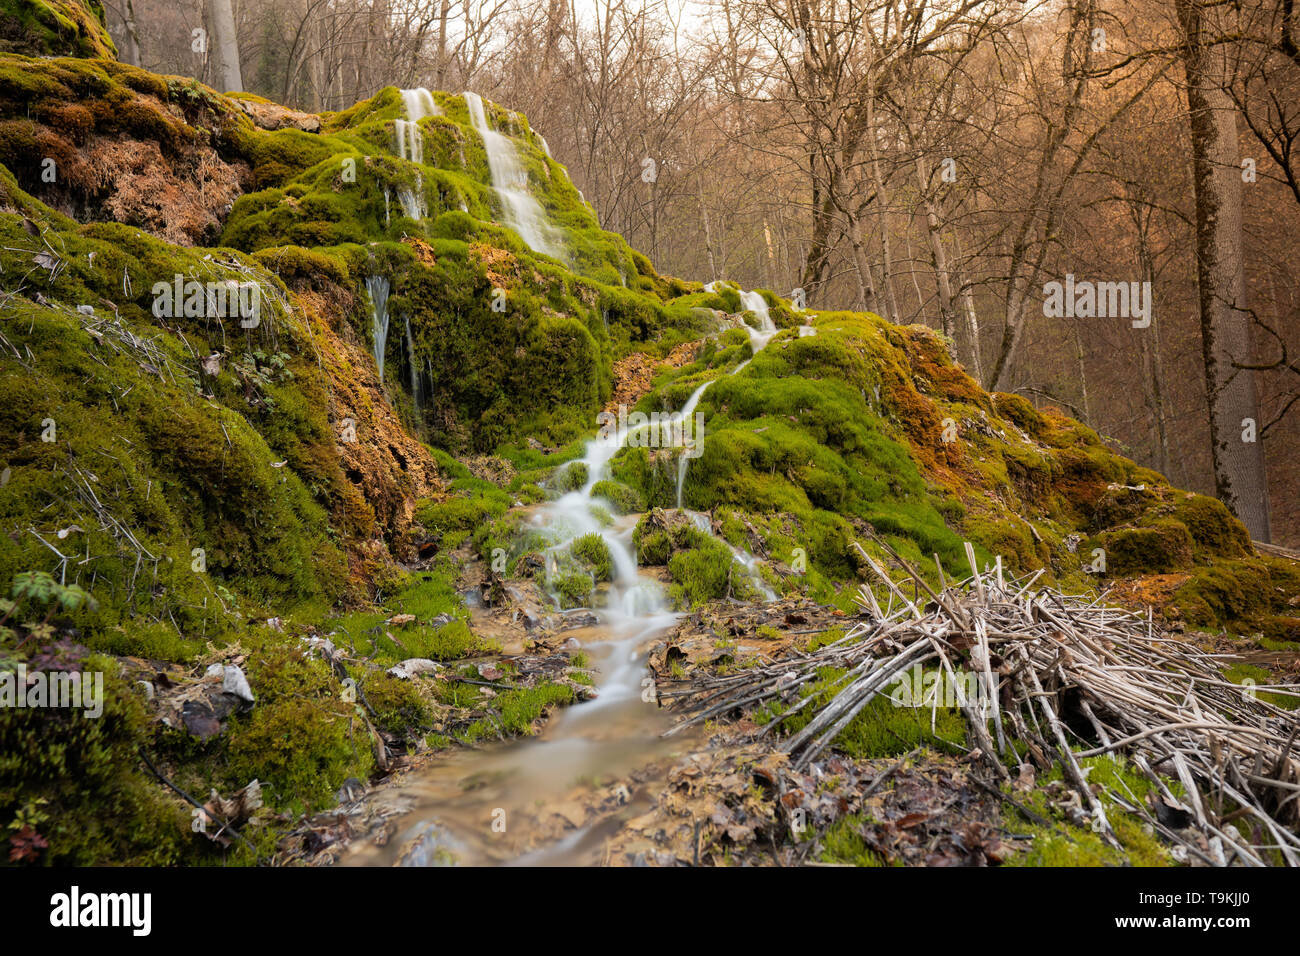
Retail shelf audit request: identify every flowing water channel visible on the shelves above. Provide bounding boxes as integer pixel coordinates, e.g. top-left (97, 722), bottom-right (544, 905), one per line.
top-left (348, 305), bottom-right (784, 866)
top-left (347, 102), bottom-right (795, 865)
top-left (349, 317), bottom-right (780, 864)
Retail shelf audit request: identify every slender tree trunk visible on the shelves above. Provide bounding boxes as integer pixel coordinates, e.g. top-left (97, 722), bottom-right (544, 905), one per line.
top-left (903, 224), bottom-right (926, 323)
top-left (1135, 239), bottom-right (1172, 476)
top-left (209, 0), bottom-right (243, 93)
top-left (917, 156), bottom-right (957, 338)
top-left (1071, 324), bottom-right (1092, 424)
top-left (865, 91), bottom-right (900, 321)
top-left (120, 0), bottom-right (141, 66)
top-left (953, 231), bottom-right (984, 383)
top-left (847, 213), bottom-right (879, 313)
top-left (699, 178), bottom-right (718, 282)
top-left (436, 0), bottom-right (451, 87)
top-left (1176, 0), bottom-right (1272, 540)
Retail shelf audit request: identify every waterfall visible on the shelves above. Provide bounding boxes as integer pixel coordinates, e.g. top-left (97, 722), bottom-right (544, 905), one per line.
top-left (463, 91), bottom-right (564, 259)
top-left (366, 276), bottom-right (391, 380)
top-left (396, 184), bottom-right (424, 221)
top-left (531, 366), bottom-right (774, 628)
top-left (674, 287), bottom-right (783, 509)
top-left (674, 381), bottom-right (712, 509)
top-left (394, 88), bottom-right (439, 220)
top-left (395, 88), bottom-right (439, 164)
top-left (739, 290), bottom-right (779, 353)
top-left (404, 314), bottom-right (422, 418)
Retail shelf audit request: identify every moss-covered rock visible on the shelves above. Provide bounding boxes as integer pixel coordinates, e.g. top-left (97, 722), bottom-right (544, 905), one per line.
top-left (0, 0), bottom-right (116, 59)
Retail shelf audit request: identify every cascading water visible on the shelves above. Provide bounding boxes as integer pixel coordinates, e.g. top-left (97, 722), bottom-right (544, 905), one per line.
top-left (738, 289), bottom-right (779, 353)
top-left (674, 381), bottom-right (712, 509)
top-left (394, 88), bottom-right (439, 220)
top-left (347, 291), bottom-right (789, 866)
top-left (463, 91), bottom-right (564, 259)
top-left (674, 289), bottom-right (782, 509)
top-left (682, 511), bottom-right (778, 602)
top-left (366, 275), bottom-right (391, 380)
top-left (403, 314), bottom-right (422, 418)
top-left (395, 88), bottom-right (438, 164)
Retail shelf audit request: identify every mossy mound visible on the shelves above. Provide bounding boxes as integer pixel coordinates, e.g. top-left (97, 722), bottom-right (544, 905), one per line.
top-left (606, 307), bottom-right (1274, 617)
top-left (0, 0), bottom-right (115, 59)
top-left (0, 652), bottom-right (191, 865)
top-left (0, 184), bottom-right (355, 645)
top-left (0, 50), bottom-right (1295, 869)
top-left (1167, 557), bottom-right (1300, 634)
top-left (0, 55), bottom-right (251, 244)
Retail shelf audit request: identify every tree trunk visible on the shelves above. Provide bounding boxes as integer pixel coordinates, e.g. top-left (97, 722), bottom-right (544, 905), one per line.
top-left (953, 231), bottom-right (984, 383)
top-left (120, 0), bottom-right (141, 67)
top-left (436, 0), bottom-right (451, 87)
top-left (209, 0), bottom-right (244, 93)
top-left (1070, 323), bottom-right (1092, 424)
top-left (847, 212), bottom-right (879, 314)
top-left (1176, 0), bottom-right (1272, 540)
top-left (917, 156), bottom-right (957, 338)
top-left (865, 90), bottom-right (900, 321)
top-left (699, 178), bottom-right (718, 282)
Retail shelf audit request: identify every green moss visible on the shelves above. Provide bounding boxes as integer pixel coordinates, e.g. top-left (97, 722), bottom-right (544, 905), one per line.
top-left (552, 570), bottom-right (594, 609)
top-left (1169, 558), bottom-right (1300, 632)
top-left (1005, 758), bottom-right (1174, 867)
top-left (570, 532), bottom-right (613, 581)
top-left (817, 813), bottom-right (891, 866)
top-left (416, 490), bottom-right (510, 533)
top-left (667, 537), bottom-right (757, 608)
top-left (378, 618), bottom-right (487, 662)
top-left (0, 243), bottom-right (344, 646)
top-left (0, 0), bottom-right (117, 59)
top-left (764, 665), bottom-right (967, 759)
top-left (363, 672), bottom-right (432, 736)
top-left (0, 653), bottom-right (191, 865)
top-left (554, 461), bottom-right (589, 492)
top-left (1096, 519), bottom-right (1195, 576)
top-left (632, 512), bottom-right (708, 565)
top-left (1169, 495), bottom-right (1252, 559)
top-left (590, 478), bottom-right (644, 514)
top-left (218, 631), bottom-right (373, 815)
top-left (458, 681), bottom-right (575, 742)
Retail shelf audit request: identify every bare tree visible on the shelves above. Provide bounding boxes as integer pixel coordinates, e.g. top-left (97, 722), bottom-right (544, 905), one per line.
top-left (209, 0), bottom-right (244, 92)
top-left (1176, 0), bottom-right (1272, 539)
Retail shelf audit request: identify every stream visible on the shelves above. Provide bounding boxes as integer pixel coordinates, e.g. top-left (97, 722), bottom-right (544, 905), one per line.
top-left (347, 322), bottom-right (779, 865)
top-left (346, 95), bottom-right (789, 866)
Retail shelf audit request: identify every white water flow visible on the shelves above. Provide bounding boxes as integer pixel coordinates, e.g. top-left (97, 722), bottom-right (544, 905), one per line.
top-left (395, 88), bottom-right (439, 219)
top-left (674, 290), bottom-right (781, 509)
top-left (673, 381), bottom-right (712, 509)
top-left (366, 276), bottom-right (391, 380)
top-left (463, 91), bottom-right (564, 259)
top-left (347, 347), bottom-right (784, 865)
top-left (404, 314), bottom-right (422, 418)
top-left (684, 511), bottom-right (777, 602)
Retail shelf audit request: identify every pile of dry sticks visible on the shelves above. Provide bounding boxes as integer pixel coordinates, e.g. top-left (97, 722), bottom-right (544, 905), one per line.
top-left (661, 534), bottom-right (1300, 866)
